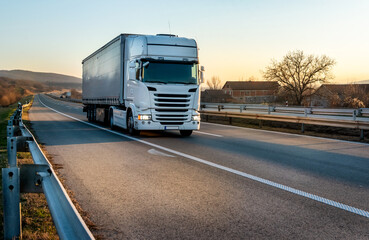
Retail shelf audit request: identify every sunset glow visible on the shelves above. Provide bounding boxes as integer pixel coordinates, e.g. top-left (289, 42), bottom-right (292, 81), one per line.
top-left (1, 0), bottom-right (368, 85)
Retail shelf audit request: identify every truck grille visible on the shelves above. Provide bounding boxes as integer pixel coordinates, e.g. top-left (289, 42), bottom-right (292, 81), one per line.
top-left (152, 93), bottom-right (192, 125)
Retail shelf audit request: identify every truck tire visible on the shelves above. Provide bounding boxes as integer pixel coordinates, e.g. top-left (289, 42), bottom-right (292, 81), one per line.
top-left (109, 110), bottom-right (116, 130)
top-left (87, 108), bottom-right (92, 122)
top-left (180, 130), bottom-right (193, 137)
top-left (87, 106), bottom-right (96, 122)
top-left (127, 111), bottom-right (140, 135)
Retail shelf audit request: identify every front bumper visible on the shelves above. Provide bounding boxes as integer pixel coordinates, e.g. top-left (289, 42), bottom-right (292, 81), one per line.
top-left (135, 120), bottom-right (200, 131)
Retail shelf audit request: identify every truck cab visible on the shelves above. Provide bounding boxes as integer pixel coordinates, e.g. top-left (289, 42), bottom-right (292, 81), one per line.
top-left (117, 34), bottom-right (202, 136)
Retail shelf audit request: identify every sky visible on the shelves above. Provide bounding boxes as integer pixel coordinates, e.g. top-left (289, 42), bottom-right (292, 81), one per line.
top-left (1, 0), bottom-right (369, 85)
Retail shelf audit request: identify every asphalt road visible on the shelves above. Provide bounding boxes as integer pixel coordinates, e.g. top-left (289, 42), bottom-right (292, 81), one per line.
top-left (29, 94), bottom-right (369, 239)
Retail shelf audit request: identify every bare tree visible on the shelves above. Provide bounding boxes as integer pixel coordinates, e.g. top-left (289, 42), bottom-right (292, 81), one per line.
top-left (239, 75), bottom-right (258, 81)
top-left (263, 50), bottom-right (335, 105)
top-left (207, 76), bottom-right (222, 89)
top-left (247, 76), bottom-right (258, 81)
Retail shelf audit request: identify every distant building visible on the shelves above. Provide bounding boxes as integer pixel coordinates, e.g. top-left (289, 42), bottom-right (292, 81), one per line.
top-left (222, 81), bottom-right (279, 103)
top-left (201, 89), bottom-right (233, 103)
top-left (312, 84), bottom-right (369, 107)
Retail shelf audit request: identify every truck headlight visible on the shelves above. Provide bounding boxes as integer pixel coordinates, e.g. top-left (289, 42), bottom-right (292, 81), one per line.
top-left (138, 114), bottom-right (152, 120)
top-left (192, 115), bottom-right (200, 121)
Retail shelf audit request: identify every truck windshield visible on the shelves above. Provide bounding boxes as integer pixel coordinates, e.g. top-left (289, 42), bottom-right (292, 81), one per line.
top-left (142, 61), bottom-right (198, 84)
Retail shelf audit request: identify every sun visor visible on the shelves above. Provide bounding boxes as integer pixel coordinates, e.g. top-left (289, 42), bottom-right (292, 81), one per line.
top-left (148, 45), bottom-right (197, 58)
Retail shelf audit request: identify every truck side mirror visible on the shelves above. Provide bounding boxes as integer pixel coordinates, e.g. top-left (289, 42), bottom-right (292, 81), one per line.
top-left (200, 66), bottom-right (205, 83)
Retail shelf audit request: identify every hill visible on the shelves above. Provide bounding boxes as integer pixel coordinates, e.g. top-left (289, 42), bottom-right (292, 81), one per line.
top-left (0, 70), bottom-right (81, 89)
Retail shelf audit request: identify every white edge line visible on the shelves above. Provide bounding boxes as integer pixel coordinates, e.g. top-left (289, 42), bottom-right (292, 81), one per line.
top-left (202, 122), bottom-right (369, 146)
top-left (37, 95), bottom-right (369, 219)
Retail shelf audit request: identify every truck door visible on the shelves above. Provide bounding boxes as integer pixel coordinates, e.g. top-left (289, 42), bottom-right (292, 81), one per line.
top-left (127, 60), bottom-right (141, 102)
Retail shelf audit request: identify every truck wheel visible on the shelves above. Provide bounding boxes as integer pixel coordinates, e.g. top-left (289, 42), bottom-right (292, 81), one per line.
top-left (128, 111), bottom-right (140, 135)
top-left (87, 109), bottom-right (92, 122)
top-left (180, 130), bottom-right (193, 137)
top-left (109, 111), bottom-right (116, 130)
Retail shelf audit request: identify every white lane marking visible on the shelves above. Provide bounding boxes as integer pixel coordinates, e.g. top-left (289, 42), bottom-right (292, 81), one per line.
top-left (37, 95), bottom-right (369, 219)
top-left (195, 131), bottom-right (223, 137)
top-left (148, 149), bottom-right (175, 157)
top-left (202, 122), bottom-right (369, 146)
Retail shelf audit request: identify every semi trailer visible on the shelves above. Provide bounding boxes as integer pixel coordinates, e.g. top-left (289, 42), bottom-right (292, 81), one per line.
top-left (82, 34), bottom-right (204, 136)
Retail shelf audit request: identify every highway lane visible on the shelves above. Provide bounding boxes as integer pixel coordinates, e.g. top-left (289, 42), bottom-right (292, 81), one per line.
top-left (30, 94), bottom-right (369, 239)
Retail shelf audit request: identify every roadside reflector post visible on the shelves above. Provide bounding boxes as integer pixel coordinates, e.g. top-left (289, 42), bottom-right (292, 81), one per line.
top-left (2, 167), bottom-right (21, 240)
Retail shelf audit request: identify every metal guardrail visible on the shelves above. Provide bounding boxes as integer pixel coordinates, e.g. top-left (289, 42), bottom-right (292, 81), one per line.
top-left (200, 103), bottom-right (368, 140)
top-left (3, 103), bottom-right (94, 240)
top-left (201, 102), bottom-right (369, 118)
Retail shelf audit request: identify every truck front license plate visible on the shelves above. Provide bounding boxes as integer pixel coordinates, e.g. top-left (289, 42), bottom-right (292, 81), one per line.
top-left (165, 126), bottom-right (179, 130)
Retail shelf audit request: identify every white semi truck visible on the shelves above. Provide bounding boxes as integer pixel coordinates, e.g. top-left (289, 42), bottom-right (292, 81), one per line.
top-left (82, 34), bottom-right (204, 136)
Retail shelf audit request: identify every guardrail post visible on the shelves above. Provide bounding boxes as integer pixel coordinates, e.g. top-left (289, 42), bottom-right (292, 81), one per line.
top-left (7, 137), bottom-right (17, 167)
top-left (301, 123), bottom-right (305, 133)
top-left (218, 105), bottom-right (221, 112)
top-left (7, 126), bottom-right (14, 138)
top-left (353, 110), bottom-right (357, 121)
top-left (240, 106), bottom-right (243, 113)
top-left (2, 167), bottom-right (21, 240)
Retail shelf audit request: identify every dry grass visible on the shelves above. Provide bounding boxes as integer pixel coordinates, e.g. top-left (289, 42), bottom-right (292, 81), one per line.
top-left (18, 155), bottom-right (59, 240)
top-left (0, 104), bottom-right (18, 238)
